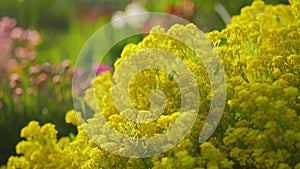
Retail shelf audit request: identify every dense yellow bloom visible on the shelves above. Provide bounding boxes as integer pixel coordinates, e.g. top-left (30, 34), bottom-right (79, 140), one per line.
top-left (205, 0), bottom-right (300, 168)
top-left (4, 0), bottom-right (300, 168)
top-left (82, 23), bottom-right (211, 144)
top-left (290, 0), bottom-right (300, 25)
top-left (6, 121), bottom-right (72, 169)
top-left (198, 142), bottom-right (233, 169)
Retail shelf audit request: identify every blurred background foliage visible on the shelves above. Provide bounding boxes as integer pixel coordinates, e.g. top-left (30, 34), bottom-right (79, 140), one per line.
top-left (0, 0), bottom-right (289, 30)
top-left (0, 0), bottom-right (290, 165)
top-left (0, 0), bottom-right (289, 64)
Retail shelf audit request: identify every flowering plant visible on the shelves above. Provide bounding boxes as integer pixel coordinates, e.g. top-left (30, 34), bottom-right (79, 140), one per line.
top-left (0, 17), bottom-right (76, 164)
top-left (3, 0), bottom-right (300, 168)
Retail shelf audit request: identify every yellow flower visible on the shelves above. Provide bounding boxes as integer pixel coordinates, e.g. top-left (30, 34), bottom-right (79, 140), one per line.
top-left (20, 121), bottom-right (41, 140)
top-left (6, 156), bottom-right (30, 169)
top-left (65, 109), bottom-right (80, 126)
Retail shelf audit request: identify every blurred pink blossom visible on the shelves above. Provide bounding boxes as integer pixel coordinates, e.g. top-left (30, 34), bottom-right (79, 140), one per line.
top-left (52, 75), bottom-right (62, 84)
top-left (26, 30), bottom-right (40, 46)
top-left (0, 16), bottom-right (41, 81)
top-left (9, 73), bottom-right (21, 82)
top-left (14, 88), bottom-right (23, 96)
top-left (15, 47), bottom-right (29, 58)
top-left (29, 65), bottom-right (40, 75)
top-left (0, 38), bottom-right (12, 54)
top-left (0, 17), bottom-right (16, 32)
top-left (10, 27), bottom-right (23, 40)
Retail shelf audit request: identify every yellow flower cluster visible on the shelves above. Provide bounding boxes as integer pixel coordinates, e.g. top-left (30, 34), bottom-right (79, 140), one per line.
top-left (78, 22), bottom-right (216, 160)
top-left (85, 23), bottom-right (211, 139)
top-left (4, 0), bottom-right (300, 168)
top-left (4, 22), bottom-right (212, 169)
top-left (205, 0), bottom-right (300, 168)
top-left (290, 0), bottom-right (300, 26)
top-left (5, 121), bottom-right (70, 169)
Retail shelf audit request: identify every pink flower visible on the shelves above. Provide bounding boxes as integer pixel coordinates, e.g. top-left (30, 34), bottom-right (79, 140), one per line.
top-left (0, 17), bottom-right (16, 31)
top-left (15, 47), bottom-right (29, 58)
top-left (10, 27), bottom-right (23, 40)
top-left (0, 38), bottom-right (13, 54)
top-left (26, 30), bottom-right (40, 46)
top-left (93, 64), bottom-right (113, 75)
top-left (14, 88), bottom-right (23, 96)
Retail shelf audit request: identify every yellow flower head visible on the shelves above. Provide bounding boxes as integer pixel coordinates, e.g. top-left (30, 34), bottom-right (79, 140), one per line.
top-left (65, 109), bottom-right (81, 126)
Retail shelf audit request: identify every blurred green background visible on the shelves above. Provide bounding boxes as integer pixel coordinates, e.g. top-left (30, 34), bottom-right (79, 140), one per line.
top-left (0, 0), bottom-right (289, 165)
top-left (0, 0), bottom-right (290, 64)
